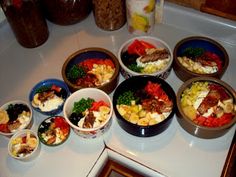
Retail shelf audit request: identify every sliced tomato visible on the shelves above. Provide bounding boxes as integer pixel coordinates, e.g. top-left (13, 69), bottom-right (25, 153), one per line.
top-left (140, 40), bottom-right (156, 49)
top-left (51, 84), bottom-right (61, 92)
top-left (127, 39), bottom-right (146, 56)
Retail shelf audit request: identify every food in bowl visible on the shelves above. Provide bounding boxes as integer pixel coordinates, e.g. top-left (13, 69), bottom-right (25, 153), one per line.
top-left (29, 79), bottom-right (70, 115)
top-left (121, 39), bottom-right (171, 74)
top-left (63, 88), bottom-right (113, 138)
top-left (180, 81), bottom-right (235, 127)
top-left (38, 116), bottom-right (70, 146)
top-left (116, 81), bottom-right (173, 126)
top-left (66, 58), bottom-right (115, 88)
top-left (69, 98), bottom-right (111, 129)
top-left (9, 130), bottom-right (37, 158)
top-left (62, 48), bottom-right (120, 94)
top-left (113, 75), bottom-right (176, 137)
top-left (0, 101), bottom-right (32, 135)
top-left (177, 47), bottom-right (222, 74)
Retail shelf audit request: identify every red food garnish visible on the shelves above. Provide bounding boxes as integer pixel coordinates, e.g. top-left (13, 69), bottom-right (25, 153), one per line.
top-left (51, 84), bottom-right (61, 93)
top-left (80, 58), bottom-right (114, 70)
top-left (128, 39), bottom-right (156, 56)
top-left (208, 83), bottom-right (230, 101)
top-left (204, 51), bottom-right (222, 71)
top-left (0, 124), bottom-right (10, 133)
top-left (89, 101), bottom-right (109, 111)
top-left (54, 117), bottom-right (70, 135)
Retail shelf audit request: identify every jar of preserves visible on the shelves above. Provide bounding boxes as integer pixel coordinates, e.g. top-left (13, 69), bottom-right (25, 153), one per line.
top-left (41, 0), bottom-right (92, 26)
top-left (0, 0), bottom-right (49, 48)
top-left (92, 0), bottom-right (126, 31)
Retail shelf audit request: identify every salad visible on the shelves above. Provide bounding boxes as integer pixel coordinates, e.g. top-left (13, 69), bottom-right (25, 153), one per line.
top-left (116, 81), bottom-right (173, 126)
top-left (177, 47), bottom-right (223, 74)
top-left (32, 84), bottom-right (67, 112)
top-left (66, 58), bottom-right (115, 87)
top-left (69, 98), bottom-right (111, 129)
top-left (181, 81), bottom-right (236, 127)
top-left (38, 116), bottom-right (70, 146)
top-left (10, 131), bottom-right (37, 158)
top-left (121, 39), bottom-right (170, 74)
top-left (0, 103), bottom-right (31, 133)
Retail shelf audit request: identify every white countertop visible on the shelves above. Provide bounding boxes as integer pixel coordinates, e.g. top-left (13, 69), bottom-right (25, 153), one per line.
top-left (0, 2), bottom-right (235, 177)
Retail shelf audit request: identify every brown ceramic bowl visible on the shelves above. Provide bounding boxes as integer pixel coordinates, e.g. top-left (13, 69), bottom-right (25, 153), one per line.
top-left (176, 77), bottom-right (236, 139)
top-left (173, 36), bottom-right (229, 82)
top-left (61, 47), bottom-right (120, 94)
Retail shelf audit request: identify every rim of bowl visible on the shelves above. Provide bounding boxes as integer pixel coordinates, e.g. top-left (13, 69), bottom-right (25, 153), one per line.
top-left (29, 78), bottom-right (70, 114)
top-left (173, 36), bottom-right (229, 78)
top-left (113, 75), bottom-right (176, 129)
top-left (63, 88), bottom-right (113, 132)
top-left (176, 76), bottom-right (236, 130)
top-left (61, 47), bottom-right (120, 90)
top-left (37, 116), bottom-right (70, 146)
top-left (0, 100), bottom-right (33, 136)
top-left (8, 129), bottom-right (39, 160)
top-left (117, 36), bottom-right (173, 76)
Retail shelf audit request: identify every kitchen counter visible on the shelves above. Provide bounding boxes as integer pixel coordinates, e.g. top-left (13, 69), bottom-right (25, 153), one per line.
top-left (0, 2), bottom-right (235, 177)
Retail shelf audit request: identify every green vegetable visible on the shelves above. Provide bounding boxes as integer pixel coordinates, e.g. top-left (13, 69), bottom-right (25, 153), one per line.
top-left (67, 65), bottom-right (86, 82)
top-left (117, 91), bottom-right (138, 105)
top-left (182, 47), bottom-right (204, 59)
top-left (72, 98), bottom-right (94, 115)
top-left (128, 64), bottom-right (143, 73)
top-left (36, 86), bottom-right (51, 93)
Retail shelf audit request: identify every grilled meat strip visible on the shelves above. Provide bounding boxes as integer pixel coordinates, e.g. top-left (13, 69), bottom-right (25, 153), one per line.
top-left (139, 48), bottom-right (169, 63)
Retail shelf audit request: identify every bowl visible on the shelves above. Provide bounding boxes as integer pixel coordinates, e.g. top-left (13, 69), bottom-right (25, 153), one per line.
top-left (118, 36), bottom-right (173, 79)
top-left (113, 75), bottom-right (176, 137)
top-left (61, 47), bottom-right (120, 94)
top-left (0, 100), bottom-right (33, 138)
top-left (173, 36), bottom-right (229, 81)
top-left (8, 129), bottom-right (41, 162)
top-left (29, 78), bottom-right (70, 116)
top-left (176, 77), bottom-right (236, 139)
top-left (63, 88), bottom-right (113, 139)
top-left (38, 116), bottom-right (70, 146)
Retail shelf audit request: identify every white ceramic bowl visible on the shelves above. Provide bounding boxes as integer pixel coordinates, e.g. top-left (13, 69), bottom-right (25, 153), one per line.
top-left (118, 36), bottom-right (173, 79)
top-left (8, 129), bottom-right (41, 162)
top-left (63, 88), bottom-right (113, 138)
top-left (0, 100), bottom-right (33, 138)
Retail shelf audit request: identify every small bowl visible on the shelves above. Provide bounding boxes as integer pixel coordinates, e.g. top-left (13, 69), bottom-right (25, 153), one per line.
top-left (38, 116), bottom-right (70, 146)
top-left (61, 47), bottom-right (120, 94)
top-left (8, 129), bottom-right (40, 162)
top-left (113, 75), bottom-right (176, 137)
top-left (118, 36), bottom-right (173, 79)
top-left (0, 100), bottom-right (33, 138)
top-left (173, 36), bottom-right (229, 81)
top-left (176, 77), bottom-right (236, 139)
top-left (63, 88), bottom-right (113, 139)
top-left (29, 78), bottom-right (70, 116)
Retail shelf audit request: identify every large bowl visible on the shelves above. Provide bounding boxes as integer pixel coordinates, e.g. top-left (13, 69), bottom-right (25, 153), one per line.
top-left (61, 47), bottom-right (120, 94)
top-left (0, 100), bottom-right (33, 138)
top-left (63, 88), bottom-right (113, 139)
top-left (8, 129), bottom-right (41, 162)
top-left (118, 36), bottom-right (173, 79)
top-left (29, 78), bottom-right (70, 116)
top-left (113, 75), bottom-right (176, 137)
top-left (173, 36), bottom-right (229, 81)
top-left (176, 77), bottom-right (236, 139)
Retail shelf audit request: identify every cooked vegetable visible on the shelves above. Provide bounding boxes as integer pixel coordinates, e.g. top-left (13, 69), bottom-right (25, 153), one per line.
top-left (67, 65), bottom-right (86, 82)
top-left (117, 91), bottom-right (138, 105)
top-left (128, 64), bottom-right (143, 72)
top-left (182, 47), bottom-right (204, 59)
top-left (72, 98), bottom-right (94, 115)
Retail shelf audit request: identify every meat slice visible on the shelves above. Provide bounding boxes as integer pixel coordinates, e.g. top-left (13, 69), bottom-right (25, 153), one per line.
top-left (139, 49), bottom-right (169, 63)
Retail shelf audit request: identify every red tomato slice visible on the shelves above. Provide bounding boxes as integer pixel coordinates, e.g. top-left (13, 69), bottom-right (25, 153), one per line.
top-left (127, 40), bottom-right (146, 56)
top-left (51, 85), bottom-right (61, 93)
top-left (139, 40), bottom-right (156, 49)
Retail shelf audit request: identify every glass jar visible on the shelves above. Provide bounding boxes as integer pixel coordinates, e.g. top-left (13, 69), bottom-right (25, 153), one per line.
top-left (0, 0), bottom-right (49, 48)
top-left (92, 0), bottom-right (126, 31)
top-left (41, 0), bottom-right (92, 26)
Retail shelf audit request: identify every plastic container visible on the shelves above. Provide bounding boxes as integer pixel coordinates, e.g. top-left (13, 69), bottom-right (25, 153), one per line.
top-left (92, 0), bottom-right (126, 31)
top-left (41, 0), bottom-right (92, 25)
top-left (126, 0), bottom-right (156, 35)
top-left (0, 0), bottom-right (49, 48)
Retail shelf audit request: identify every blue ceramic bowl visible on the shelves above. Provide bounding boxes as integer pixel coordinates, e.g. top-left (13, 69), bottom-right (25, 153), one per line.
top-left (29, 78), bottom-right (70, 116)
top-left (113, 75), bottom-right (176, 137)
top-left (173, 36), bottom-right (229, 81)
top-left (61, 47), bottom-right (120, 94)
